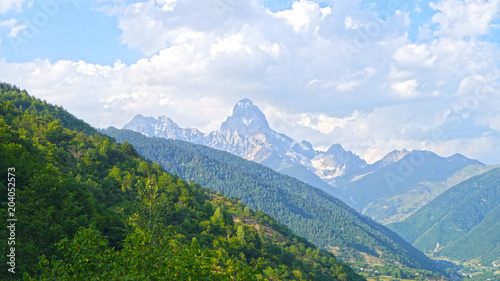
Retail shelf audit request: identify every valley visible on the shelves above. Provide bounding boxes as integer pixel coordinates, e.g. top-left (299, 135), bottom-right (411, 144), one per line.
top-left (1, 84), bottom-right (499, 280)
top-left (117, 97), bottom-right (500, 280)
top-left (2, 0), bottom-right (500, 280)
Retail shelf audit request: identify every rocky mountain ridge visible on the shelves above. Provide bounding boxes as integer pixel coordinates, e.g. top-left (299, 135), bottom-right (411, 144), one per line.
top-left (124, 99), bottom-right (375, 181)
top-left (123, 98), bottom-right (485, 223)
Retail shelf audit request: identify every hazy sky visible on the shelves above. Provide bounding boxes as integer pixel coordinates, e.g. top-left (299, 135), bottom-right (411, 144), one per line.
top-left (1, 0), bottom-right (500, 164)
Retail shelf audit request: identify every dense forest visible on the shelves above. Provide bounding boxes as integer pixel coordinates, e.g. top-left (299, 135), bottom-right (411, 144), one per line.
top-left (389, 167), bottom-right (500, 263)
top-left (101, 126), bottom-right (444, 276)
top-left (0, 83), bottom-right (364, 280)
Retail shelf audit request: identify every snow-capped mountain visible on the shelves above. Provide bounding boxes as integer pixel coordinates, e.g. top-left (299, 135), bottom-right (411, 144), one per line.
top-left (220, 98), bottom-right (271, 136)
top-left (123, 115), bottom-right (206, 142)
top-left (123, 99), bottom-right (366, 182)
top-left (311, 144), bottom-right (367, 180)
top-left (123, 99), bottom-right (486, 223)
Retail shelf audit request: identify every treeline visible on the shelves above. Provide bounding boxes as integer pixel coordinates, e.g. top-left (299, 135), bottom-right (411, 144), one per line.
top-left (0, 82), bottom-right (364, 280)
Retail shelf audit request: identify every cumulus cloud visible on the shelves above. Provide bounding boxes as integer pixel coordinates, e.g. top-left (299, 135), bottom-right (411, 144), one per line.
top-left (0, 0), bottom-right (29, 14)
top-left (0, 19), bottom-right (26, 37)
top-left (274, 0), bottom-right (329, 31)
top-left (430, 0), bottom-right (500, 39)
top-left (1, 0), bottom-right (500, 164)
top-left (155, 0), bottom-right (177, 11)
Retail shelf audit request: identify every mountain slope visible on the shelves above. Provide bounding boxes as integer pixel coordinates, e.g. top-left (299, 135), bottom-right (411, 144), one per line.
top-left (360, 163), bottom-right (496, 224)
top-left (0, 83), bottom-right (97, 135)
top-left (0, 83), bottom-right (364, 280)
top-left (123, 98), bottom-right (485, 226)
top-left (122, 99), bottom-right (361, 199)
top-left (342, 151), bottom-right (484, 224)
top-left (102, 126), bottom-right (444, 273)
top-left (388, 167), bottom-right (500, 263)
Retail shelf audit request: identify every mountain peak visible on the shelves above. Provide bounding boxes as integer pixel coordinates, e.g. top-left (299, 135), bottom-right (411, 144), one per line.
top-left (231, 98), bottom-right (261, 116)
top-left (446, 153), bottom-right (484, 165)
top-left (220, 99), bottom-right (270, 135)
top-left (322, 143), bottom-right (367, 169)
top-left (157, 115), bottom-right (181, 130)
top-left (235, 98), bottom-right (254, 108)
top-left (123, 114), bottom-right (158, 136)
top-left (384, 149), bottom-right (410, 161)
top-left (371, 149), bottom-right (413, 169)
top-left (158, 115), bottom-right (178, 126)
top-left (327, 144), bottom-right (345, 154)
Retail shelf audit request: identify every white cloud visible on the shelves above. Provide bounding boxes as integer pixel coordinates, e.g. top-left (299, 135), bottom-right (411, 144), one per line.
top-left (0, 19), bottom-right (26, 37)
top-left (487, 114), bottom-right (500, 131)
top-left (111, 0), bottom-right (267, 56)
top-left (0, 0), bottom-right (28, 14)
top-left (263, 102), bottom-right (444, 163)
top-left (393, 44), bottom-right (435, 68)
top-left (320, 7), bottom-right (332, 19)
top-left (297, 111), bottom-right (363, 135)
top-left (428, 136), bottom-right (500, 164)
top-left (1, 0), bottom-right (500, 164)
top-left (274, 0), bottom-right (325, 31)
top-left (430, 0), bottom-right (500, 39)
top-left (116, 2), bottom-right (170, 55)
top-left (155, 0), bottom-right (176, 11)
top-left (344, 16), bottom-right (363, 30)
top-left (310, 67), bottom-right (377, 92)
top-left (392, 79), bottom-right (420, 98)
top-left (210, 34), bottom-right (253, 57)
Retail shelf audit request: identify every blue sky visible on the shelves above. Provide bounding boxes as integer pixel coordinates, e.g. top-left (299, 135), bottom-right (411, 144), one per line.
top-left (0, 1), bottom-right (143, 64)
top-left (1, 0), bottom-right (500, 164)
top-left (1, 0), bottom-right (425, 64)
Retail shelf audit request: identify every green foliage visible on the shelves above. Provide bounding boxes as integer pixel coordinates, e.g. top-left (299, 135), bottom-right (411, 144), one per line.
top-left (389, 167), bottom-right (500, 263)
top-left (102, 126), bottom-right (442, 273)
top-left (0, 82), bottom-right (96, 135)
top-left (361, 264), bottom-right (443, 281)
top-left (36, 226), bottom-right (260, 280)
top-left (0, 83), bottom-right (364, 280)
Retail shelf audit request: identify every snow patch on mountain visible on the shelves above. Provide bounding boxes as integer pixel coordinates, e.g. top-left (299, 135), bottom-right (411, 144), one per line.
top-left (123, 98), bottom-right (483, 210)
top-left (124, 99), bottom-right (372, 184)
top-left (242, 118), bottom-right (253, 126)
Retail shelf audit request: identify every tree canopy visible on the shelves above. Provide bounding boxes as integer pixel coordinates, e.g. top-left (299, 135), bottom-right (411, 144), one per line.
top-left (0, 82), bottom-right (364, 280)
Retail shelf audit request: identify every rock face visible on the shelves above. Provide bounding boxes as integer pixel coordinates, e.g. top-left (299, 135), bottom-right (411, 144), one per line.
top-left (311, 144), bottom-right (367, 180)
top-left (123, 98), bottom-right (485, 223)
top-left (123, 99), bottom-right (364, 176)
top-left (220, 98), bottom-right (271, 136)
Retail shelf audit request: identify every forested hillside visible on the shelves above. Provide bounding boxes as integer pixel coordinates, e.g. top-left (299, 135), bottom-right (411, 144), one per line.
top-left (389, 167), bottom-right (500, 263)
top-left (0, 83), bottom-right (364, 280)
top-left (102, 126), bottom-right (444, 275)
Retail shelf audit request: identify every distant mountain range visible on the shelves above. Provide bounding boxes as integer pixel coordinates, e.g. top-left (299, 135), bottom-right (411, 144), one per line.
top-left (388, 167), bottom-right (500, 264)
top-left (123, 98), bottom-right (488, 224)
top-left (123, 99), bottom-right (366, 189)
top-left (344, 151), bottom-right (489, 224)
